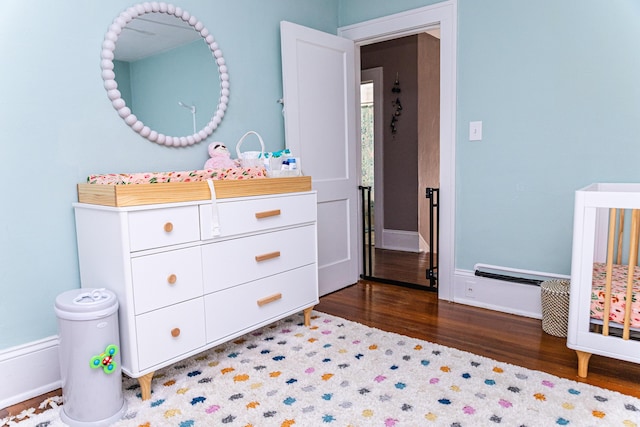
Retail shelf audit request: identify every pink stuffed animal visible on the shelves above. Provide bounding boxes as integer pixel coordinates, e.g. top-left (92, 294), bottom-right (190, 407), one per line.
top-left (204, 143), bottom-right (238, 170)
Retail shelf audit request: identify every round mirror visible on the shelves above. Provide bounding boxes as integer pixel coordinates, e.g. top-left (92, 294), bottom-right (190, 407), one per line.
top-left (101, 2), bottom-right (229, 147)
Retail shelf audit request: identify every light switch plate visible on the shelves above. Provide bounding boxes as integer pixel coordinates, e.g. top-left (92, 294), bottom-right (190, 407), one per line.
top-left (469, 121), bottom-right (482, 141)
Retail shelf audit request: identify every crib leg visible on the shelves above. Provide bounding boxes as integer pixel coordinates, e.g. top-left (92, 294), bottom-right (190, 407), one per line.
top-left (576, 350), bottom-right (592, 378)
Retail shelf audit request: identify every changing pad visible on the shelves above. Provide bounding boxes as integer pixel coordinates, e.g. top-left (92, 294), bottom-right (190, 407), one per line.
top-left (87, 167), bottom-right (267, 185)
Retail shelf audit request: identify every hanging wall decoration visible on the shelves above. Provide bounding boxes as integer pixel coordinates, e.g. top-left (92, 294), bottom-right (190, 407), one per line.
top-left (390, 72), bottom-right (403, 136)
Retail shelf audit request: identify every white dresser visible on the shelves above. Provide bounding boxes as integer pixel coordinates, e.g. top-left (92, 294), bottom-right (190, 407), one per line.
top-left (73, 189), bottom-right (318, 400)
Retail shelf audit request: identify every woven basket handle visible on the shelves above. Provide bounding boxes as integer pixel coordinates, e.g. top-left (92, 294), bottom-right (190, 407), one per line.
top-left (236, 131), bottom-right (265, 159)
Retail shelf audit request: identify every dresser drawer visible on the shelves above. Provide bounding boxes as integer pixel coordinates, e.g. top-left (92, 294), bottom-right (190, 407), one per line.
top-left (204, 264), bottom-right (317, 343)
top-left (200, 193), bottom-right (316, 240)
top-left (136, 298), bottom-right (206, 371)
top-left (202, 224), bottom-right (316, 294)
top-left (131, 247), bottom-right (203, 314)
top-left (128, 205), bottom-right (200, 251)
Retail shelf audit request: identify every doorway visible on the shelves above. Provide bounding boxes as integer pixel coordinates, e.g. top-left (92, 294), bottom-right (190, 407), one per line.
top-left (286, 0), bottom-right (458, 300)
top-left (358, 32), bottom-right (441, 290)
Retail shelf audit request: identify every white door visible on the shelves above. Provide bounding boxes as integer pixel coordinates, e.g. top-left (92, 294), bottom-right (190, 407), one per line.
top-left (280, 21), bottom-right (359, 296)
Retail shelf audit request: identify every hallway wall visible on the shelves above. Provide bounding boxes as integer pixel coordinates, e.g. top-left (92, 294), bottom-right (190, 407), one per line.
top-left (361, 36), bottom-right (419, 233)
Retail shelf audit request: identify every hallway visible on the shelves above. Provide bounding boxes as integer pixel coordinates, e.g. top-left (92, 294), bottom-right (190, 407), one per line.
top-left (369, 247), bottom-right (434, 289)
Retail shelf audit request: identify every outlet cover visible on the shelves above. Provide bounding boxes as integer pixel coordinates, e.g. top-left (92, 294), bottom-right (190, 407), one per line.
top-left (469, 121), bottom-right (482, 141)
top-left (464, 280), bottom-right (476, 297)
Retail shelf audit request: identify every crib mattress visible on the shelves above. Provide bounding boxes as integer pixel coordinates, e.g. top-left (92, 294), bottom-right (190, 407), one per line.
top-left (590, 262), bottom-right (640, 328)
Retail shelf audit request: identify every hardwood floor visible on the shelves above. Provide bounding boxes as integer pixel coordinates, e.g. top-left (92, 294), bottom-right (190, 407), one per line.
top-left (4, 279), bottom-right (640, 420)
top-left (316, 280), bottom-right (640, 399)
top-left (367, 247), bottom-right (433, 288)
top-left (0, 390), bottom-right (61, 421)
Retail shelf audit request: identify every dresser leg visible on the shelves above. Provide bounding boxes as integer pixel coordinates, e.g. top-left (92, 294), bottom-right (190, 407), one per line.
top-left (138, 372), bottom-right (155, 401)
top-left (303, 306), bottom-right (314, 326)
top-left (576, 350), bottom-right (592, 378)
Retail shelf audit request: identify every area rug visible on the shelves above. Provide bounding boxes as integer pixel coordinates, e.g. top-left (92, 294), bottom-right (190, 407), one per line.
top-left (9, 311), bottom-right (640, 427)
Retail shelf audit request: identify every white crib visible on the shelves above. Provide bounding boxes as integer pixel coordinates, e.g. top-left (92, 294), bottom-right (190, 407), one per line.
top-left (567, 183), bottom-right (640, 377)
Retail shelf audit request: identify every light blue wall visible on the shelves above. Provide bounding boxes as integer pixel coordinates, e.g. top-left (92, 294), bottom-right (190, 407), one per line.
top-left (341, 0), bottom-right (640, 275)
top-left (338, 0), bottom-right (444, 26)
top-left (2, 0), bottom-right (640, 351)
top-left (0, 0), bottom-right (338, 350)
top-left (455, 1), bottom-right (640, 274)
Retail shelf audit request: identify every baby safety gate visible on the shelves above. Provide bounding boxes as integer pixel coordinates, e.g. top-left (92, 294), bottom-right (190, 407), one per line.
top-left (358, 186), bottom-right (439, 290)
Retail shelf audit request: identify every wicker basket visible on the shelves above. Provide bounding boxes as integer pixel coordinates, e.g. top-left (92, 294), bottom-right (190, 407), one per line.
top-left (236, 131), bottom-right (265, 169)
top-left (540, 279), bottom-right (571, 337)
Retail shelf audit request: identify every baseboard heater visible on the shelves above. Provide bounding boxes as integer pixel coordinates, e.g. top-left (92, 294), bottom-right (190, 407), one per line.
top-left (474, 263), bottom-right (570, 286)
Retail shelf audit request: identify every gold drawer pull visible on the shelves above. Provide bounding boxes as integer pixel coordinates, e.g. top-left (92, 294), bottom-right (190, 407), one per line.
top-left (255, 209), bottom-right (281, 219)
top-left (257, 293), bottom-right (282, 307)
top-left (171, 328), bottom-right (181, 338)
top-left (164, 222), bottom-right (174, 232)
top-left (255, 251), bottom-right (281, 262)
top-left (167, 274), bottom-right (177, 285)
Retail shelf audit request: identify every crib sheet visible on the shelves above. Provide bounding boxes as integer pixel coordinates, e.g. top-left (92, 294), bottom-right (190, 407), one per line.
top-left (87, 167), bottom-right (267, 185)
top-left (590, 262), bottom-right (640, 328)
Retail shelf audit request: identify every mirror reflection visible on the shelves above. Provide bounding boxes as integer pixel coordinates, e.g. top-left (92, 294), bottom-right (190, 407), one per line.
top-left (114, 15), bottom-right (218, 137)
top-left (101, 3), bottom-right (229, 147)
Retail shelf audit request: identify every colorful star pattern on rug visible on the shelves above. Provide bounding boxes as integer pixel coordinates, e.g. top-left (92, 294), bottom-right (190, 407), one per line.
top-left (15, 312), bottom-right (640, 426)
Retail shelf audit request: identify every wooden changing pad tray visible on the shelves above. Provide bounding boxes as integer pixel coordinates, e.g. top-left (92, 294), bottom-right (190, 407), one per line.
top-left (78, 176), bottom-right (311, 207)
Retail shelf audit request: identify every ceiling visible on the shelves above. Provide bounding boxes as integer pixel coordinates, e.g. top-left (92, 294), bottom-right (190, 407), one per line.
top-left (115, 13), bottom-right (203, 62)
top-left (426, 28), bottom-right (440, 39)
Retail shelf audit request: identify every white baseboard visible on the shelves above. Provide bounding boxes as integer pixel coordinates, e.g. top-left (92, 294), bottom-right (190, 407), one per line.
top-left (380, 229), bottom-right (420, 252)
top-left (0, 336), bottom-right (61, 409)
top-left (419, 234), bottom-right (430, 253)
top-left (452, 269), bottom-right (543, 319)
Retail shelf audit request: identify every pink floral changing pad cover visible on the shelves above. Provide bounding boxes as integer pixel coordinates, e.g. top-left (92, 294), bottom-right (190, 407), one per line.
top-left (87, 167), bottom-right (267, 185)
top-left (590, 262), bottom-right (640, 328)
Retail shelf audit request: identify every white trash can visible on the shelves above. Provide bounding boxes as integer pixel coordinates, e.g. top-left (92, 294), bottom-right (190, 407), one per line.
top-left (55, 288), bottom-right (126, 426)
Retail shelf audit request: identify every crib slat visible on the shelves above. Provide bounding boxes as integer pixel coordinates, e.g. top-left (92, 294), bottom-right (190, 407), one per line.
top-left (603, 208), bottom-right (617, 336)
top-left (622, 209), bottom-right (640, 340)
top-left (616, 209), bottom-right (625, 265)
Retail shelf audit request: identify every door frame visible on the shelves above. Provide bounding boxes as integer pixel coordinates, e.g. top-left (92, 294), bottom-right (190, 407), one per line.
top-left (339, 1), bottom-right (457, 301)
